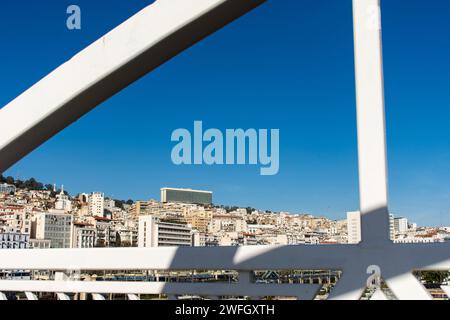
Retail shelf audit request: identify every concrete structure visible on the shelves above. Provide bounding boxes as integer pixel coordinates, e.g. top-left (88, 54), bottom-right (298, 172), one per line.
top-left (138, 216), bottom-right (192, 248)
top-left (72, 223), bottom-right (96, 249)
top-left (347, 211), bottom-right (361, 244)
top-left (0, 183), bottom-right (16, 194)
top-left (130, 200), bottom-right (159, 217)
top-left (89, 217), bottom-right (115, 248)
top-left (161, 188), bottom-right (212, 205)
top-left (28, 239), bottom-right (51, 250)
top-left (31, 211), bottom-right (73, 249)
top-left (394, 217), bottom-right (409, 235)
top-left (54, 186), bottom-right (72, 212)
top-left (183, 209), bottom-right (213, 233)
top-left (88, 192), bottom-right (104, 217)
top-left (0, 233), bottom-right (29, 249)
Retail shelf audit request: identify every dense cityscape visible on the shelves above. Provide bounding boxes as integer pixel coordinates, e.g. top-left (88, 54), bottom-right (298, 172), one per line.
top-left (1, 175), bottom-right (449, 300)
top-left (1, 175), bottom-right (449, 251)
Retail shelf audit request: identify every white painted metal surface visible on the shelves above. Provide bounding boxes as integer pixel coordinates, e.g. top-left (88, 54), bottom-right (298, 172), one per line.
top-left (25, 292), bottom-right (38, 301)
top-left (441, 285), bottom-right (450, 297)
top-left (57, 293), bottom-right (71, 301)
top-left (353, 0), bottom-right (390, 243)
top-left (0, 279), bottom-right (320, 300)
top-left (0, 292), bottom-right (7, 300)
top-left (92, 294), bottom-right (106, 301)
top-left (370, 289), bottom-right (388, 300)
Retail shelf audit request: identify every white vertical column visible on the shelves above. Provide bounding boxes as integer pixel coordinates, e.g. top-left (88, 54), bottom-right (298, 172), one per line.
top-left (353, 0), bottom-right (390, 243)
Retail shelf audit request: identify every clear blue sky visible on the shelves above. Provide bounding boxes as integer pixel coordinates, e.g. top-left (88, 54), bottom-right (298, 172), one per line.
top-left (1, 0), bottom-right (449, 226)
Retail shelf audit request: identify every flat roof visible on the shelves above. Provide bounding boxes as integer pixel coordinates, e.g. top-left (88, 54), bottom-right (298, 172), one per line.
top-left (161, 188), bottom-right (212, 194)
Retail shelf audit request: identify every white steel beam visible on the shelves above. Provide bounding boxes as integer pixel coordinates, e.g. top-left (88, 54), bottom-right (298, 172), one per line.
top-left (0, 280), bottom-right (320, 300)
top-left (0, 0), bottom-right (265, 173)
top-left (56, 293), bottom-right (71, 301)
top-left (92, 293), bottom-right (106, 301)
top-left (25, 292), bottom-right (38, 300)
top-left (353, 0), bottom-right (391, 243)
top-left (127, 294), bottom-right (140, 300)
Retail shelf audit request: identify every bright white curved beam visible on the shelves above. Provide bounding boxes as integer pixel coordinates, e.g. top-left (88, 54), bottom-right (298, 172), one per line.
top-left (92, 293), bottom-right (106, 301)
top-left (0, 0), bottom-right (265, 173)
top-left (56, 293), bottom-right (71, 301)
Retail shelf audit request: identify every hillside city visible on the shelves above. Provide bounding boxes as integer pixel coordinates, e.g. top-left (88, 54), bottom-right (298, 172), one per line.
top-left (1, 176), bottom-right (449, 251)
top-left (1, 176), bottom-right (450, 300)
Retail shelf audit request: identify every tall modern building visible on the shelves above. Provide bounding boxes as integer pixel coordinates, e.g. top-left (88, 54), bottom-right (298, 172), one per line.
top-left (161, 188), bottom-right (212, 205)
top-left (394, 217), bottom-right (409, 235)
top-left (347, 211), bottom-right (361, 244)
top-left (138, 215), bottom-right (192, 248)
top-left (88, 192), bottom-right (104, 217)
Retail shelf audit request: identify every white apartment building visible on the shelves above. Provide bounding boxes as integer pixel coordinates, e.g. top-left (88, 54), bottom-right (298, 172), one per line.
top-left (31, 210), bottom-right (73, 248)
top-left (72, 223), bottom-right (96, 248)
top-left (88, 192), bottom-right (104, 217)
top-left (0, 233), bottom-right (29, 249)
top-left (347, 211), bottom-right (361, 244)
top-left (0, 206), bottom-right (31, 235)
top-left (247, 224), bottom-right (275, 235)
top-left (192, 231), bottom-right (207, 247)
top-left (0, 183), bottom-right (16, 194)
top-left (394, 217), bottom-right (408, 235)
top-left (138, 215), bottom-right (192, 248)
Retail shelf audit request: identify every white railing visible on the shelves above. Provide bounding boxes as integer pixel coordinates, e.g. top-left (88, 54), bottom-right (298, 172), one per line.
top-left (0, 0), bottom-right (449, 300)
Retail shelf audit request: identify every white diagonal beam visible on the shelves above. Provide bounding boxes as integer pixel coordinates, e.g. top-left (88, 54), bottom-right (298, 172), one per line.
top-left (92, 293), bottom-right (106, 300)
top-left (57, 293), bottom-right (71, 300)
top-left (385, 272), bottom-right (432, 300)
top-left (25, 292), bottom-right (38, 300)
top-left (353, 0), bottom-right (391, 243)
top-left (127, 294), bottom-right (140, 300)
top-left (0, 0), bottom-right (265, 173)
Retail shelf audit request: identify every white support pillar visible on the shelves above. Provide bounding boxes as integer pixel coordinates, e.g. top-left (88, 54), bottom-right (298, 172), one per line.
top-left (57, 293), bottom-right (71, 300)
top-left (352, 0), bottom-right (390, 243)
top-left (0, 292), bottom-right (7, 300)
top-left (25, 292), bottom-right (38, 300)
top-left (127, 294), bottom-right (140, 300)
top-left (92, 293), bottom-right (106, 301)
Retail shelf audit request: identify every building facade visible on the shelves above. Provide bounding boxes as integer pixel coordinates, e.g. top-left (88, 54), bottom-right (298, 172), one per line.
top-left (0, 233), bottom-right (29, 249)
top-left (161, 188), bottom-right (212, 205)
top-left (31, 210), bottom-right (73, 248)
top-left (72, 223), bottom-right (96, 248)
top-left (347, 211), bottom-right (361, 244)
top-left (138, 215), bottom-right (192, 248)
top-left (88, 192), bottom-right (104, 217)
top-left (0, 183), bottom-right (16, 194)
